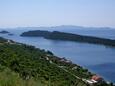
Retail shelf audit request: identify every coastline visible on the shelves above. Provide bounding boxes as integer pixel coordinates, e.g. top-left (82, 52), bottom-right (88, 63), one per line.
top-left (0, 33), bottom-right (115, 83)
top-left (0, 37), bottom-right (114, 85)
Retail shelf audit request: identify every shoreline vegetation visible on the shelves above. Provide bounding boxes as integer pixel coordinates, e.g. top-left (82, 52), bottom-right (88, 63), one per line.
top-left (0, 37), bottom-right (114, 86)
top-left (21, 30), bottom-right (115, 47)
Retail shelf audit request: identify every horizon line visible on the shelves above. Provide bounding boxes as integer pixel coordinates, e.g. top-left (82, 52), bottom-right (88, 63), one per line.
top-left (0, 25), bottom-right (115, 29)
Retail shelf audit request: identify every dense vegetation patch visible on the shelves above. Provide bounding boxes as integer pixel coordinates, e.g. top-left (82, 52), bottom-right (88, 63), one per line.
top-left (0, 37), bottom-right (113, 86)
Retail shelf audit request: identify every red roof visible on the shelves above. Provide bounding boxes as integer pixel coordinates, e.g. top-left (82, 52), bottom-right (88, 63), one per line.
top-left (91, 75), bottom-right (102, 81)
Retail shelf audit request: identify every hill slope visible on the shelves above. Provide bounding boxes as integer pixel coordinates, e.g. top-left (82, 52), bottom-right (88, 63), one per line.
top-left (0, 37), bottom-right (112, 86)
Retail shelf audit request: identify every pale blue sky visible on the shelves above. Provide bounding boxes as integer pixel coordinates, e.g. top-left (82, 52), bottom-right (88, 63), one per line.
top-left (0, 0), bottom-right (115, 28)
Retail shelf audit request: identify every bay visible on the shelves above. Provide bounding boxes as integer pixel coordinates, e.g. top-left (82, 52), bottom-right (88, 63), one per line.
top-left (0, 28), bottom-right (115, 83)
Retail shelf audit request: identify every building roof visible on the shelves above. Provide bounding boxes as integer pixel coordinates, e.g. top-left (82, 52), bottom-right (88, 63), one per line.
top-left (91, 75), bottom-right (103, 81)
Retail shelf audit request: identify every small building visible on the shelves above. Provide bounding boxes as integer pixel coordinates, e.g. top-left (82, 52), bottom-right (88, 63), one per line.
top-left (45, 56), bottom-right (49, 61)
top-left (72, 66), bottom-right (78, 70)
top-left (86, 80), bottom-right (94, 84)
top-left (60, 57), bottom-right (72, 63)
top-left (85, 75), bottom-right (103, 85)
top-left (91, 75), bottom-right (103, 83)
top-left (49, 60), bottom-right (53, 64)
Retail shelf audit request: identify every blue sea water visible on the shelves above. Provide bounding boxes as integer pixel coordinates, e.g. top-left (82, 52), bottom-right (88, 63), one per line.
top-left (0, 28), bottom-right (115, 83)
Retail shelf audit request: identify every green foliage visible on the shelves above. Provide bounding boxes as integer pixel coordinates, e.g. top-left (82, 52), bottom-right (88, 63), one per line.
top-left (0, 37), bottom-right (7, 43)
top-left (46, 50), bottom-right (54, 55)
top-left (0, 37), bottom-right (112, 86)
top-left (0, 44), bottom-right (77, 85)
top-left (0, 65), bottom-right (44, 86)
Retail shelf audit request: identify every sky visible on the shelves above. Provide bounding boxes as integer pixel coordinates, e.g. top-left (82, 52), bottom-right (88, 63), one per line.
top-left (0, 0), bottom-right (115, 28)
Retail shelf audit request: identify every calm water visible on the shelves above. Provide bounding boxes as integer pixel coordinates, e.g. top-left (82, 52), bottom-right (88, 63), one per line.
top-left (0, 28), bottom-right (115, 83)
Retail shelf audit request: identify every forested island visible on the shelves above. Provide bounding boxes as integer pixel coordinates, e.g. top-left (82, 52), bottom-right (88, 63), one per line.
top-left (0, 37), bottom-right (113, 86)
top-left (21, 30), bottom-right (115, 47)
top-left (0, 30), bottom-right (9, 34)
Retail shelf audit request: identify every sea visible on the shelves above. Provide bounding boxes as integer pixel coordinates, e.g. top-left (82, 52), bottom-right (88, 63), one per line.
top-left (0, 28), bottom-right (115, 83)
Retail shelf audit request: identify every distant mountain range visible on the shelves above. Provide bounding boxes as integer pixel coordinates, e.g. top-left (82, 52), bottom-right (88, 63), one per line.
top-left (0, 25), bottom-right (115, 30)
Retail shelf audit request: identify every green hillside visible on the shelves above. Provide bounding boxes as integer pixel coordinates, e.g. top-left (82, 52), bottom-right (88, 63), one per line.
top-left (0, 37), bottom-right (112, 86)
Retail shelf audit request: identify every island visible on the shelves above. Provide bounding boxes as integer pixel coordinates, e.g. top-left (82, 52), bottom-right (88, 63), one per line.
top-left (0, 30), bottom-right (9, 34)
top-left (8, 33), bottom-right (14, 36)
top-left (21, 30), bottom-right (115, 47)
top-left (0, 37), bottom-right (114, 86)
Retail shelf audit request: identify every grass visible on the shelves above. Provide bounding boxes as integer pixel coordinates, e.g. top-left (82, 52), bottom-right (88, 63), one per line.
top-left (0, 66), bottom-right (44, 86)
